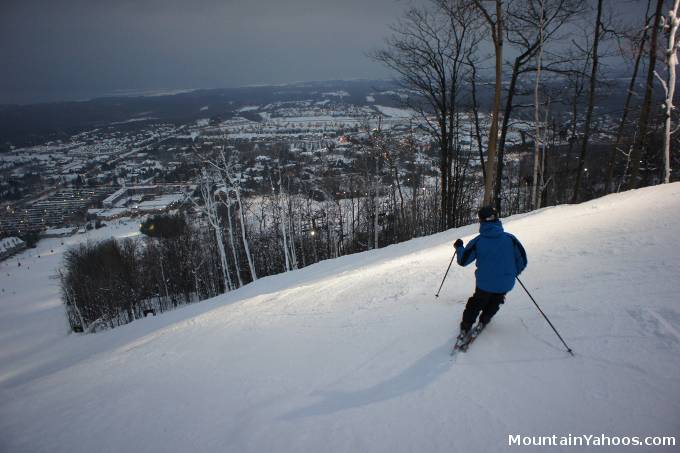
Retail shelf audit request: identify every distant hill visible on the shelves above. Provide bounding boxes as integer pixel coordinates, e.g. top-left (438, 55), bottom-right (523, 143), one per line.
top-left (0, 80), bottom-right (403, 148)
top-left (0, 76), bottom-right (656, 150)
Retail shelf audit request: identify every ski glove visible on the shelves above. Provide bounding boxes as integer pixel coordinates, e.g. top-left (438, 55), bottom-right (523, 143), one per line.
top-left (454, 239), bottom-right (463, 248)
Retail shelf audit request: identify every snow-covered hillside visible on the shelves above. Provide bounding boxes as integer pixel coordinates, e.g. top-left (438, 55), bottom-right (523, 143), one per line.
top-left (2, 184), bottom-right (680, 452)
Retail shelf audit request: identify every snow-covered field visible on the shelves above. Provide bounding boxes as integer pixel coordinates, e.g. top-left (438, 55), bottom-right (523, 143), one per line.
top-left (374, 105), bottom-right (417, 119)
top-left (1, 184), bottom-right (680, 452)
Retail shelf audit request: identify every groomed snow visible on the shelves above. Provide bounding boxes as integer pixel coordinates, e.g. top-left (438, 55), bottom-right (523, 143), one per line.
top-left (1, 184), bottom-right (680, 452)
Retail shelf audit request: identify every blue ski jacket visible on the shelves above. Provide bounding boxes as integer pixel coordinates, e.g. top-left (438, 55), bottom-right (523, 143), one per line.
top-left (455, 220), bottom-right (527, 294)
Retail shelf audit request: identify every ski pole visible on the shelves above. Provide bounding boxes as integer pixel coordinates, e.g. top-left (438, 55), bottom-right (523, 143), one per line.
top-left (435, 250), bottom-right (457, 298)
top-left (516, 277), bottom-right (574, 356)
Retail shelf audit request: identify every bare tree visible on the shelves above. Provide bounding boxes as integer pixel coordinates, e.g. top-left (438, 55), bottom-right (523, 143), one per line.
top-left (604, 0), bottom-right (653, 193)
top-left (572, 0), bottom-right (604, 203)
top-left (194, 169), bottom-right (233, 292)
top-left (207, 148), bottom-right (259, 282)
top-left (655, 0), bottom-right (680, 184)
top-left (494, 0), bottom-right (584, 212)
top-left (473, 0), bottom-right (504, 206)
top-left (373, 1), bottom-right (480, 229)
top-left (466, 51), bottom-right (487, 180)
top-left (273, 164), bottom-right (297, 271)
top-left (628, 0), bottom-right (666, 188)
top-left (217, 186), bottom-right (244, 287)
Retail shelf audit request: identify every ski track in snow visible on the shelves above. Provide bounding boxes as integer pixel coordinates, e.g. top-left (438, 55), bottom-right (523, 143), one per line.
top-left (1, 184), bottom-right (680, 452)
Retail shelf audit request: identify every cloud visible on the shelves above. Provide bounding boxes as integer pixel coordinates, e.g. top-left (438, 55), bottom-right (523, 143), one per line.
top-left (0, 0), bottom-right (417, 103)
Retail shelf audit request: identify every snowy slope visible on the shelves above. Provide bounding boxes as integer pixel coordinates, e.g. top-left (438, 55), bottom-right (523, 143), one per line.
top-left (1, 184), bottom-right (680, 452)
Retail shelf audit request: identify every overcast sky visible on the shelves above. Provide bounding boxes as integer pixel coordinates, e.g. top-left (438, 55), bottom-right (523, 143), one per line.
top-left (1, 0), bottom-right (643, 105)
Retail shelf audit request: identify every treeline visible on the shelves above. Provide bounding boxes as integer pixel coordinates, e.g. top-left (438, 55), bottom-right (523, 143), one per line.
top-left (59, 190), bottom-right (440, 333)
top-left (373, 0), bottom-right (679, 221)
top-left (62, 215), bottom-right (225, 332)
top-left (61, 140), bottom-right (467, 332)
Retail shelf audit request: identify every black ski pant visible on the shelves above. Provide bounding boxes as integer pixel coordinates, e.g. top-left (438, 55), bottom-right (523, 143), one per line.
top-left (460, 287), bottom-right (506, 331)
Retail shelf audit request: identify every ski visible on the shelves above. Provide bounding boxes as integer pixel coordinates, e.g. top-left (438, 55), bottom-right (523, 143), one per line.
top-left (450, 322), bottom-right (485, 356)
top-left (459, 323), bottom-right (485, 352)
top-left (450, 334), bottom-right (469, 356)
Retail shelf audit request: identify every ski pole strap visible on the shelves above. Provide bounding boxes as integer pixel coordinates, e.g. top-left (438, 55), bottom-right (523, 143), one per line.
top-left (435, 250), bottom-right (457, 298)
top-left (516, 277), bottom-right (574, 356)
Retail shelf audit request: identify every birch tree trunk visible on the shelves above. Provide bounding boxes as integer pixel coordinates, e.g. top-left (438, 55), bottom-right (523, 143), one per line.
top-left (374, 152), bottom-right (380, 249)
top-left (278, 168), bottom-right (291, 272)
top-left (288, 195), bottom-right (298, 270)
top-left (232, 183), bottom-right (257, 281)
top-left (532, 0), bottom-right (545, 210)
top-left (225, 199), bottom-right (243, 287)
top-left (538, 99), bottom-right (550, 209)
top-left (197, 172), bottom-right (232, 292)
top-left (657, 0), bottom-right (680, 184)
top-left (217, 159), bottom-right (257, 282)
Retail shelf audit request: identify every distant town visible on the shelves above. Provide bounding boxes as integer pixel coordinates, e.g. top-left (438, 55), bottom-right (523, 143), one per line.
top-left (0, 86), bottom-right (420, 250)
top-left (1, 79), bottom-right (625, 261)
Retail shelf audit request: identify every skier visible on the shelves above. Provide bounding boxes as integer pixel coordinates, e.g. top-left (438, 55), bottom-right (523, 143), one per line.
top-left (453, 206), bottom-right (527, 342)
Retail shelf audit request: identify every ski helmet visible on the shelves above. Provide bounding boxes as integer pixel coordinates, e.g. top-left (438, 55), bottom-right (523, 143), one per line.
top-left (477, 206), bottom-right (498, 222)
